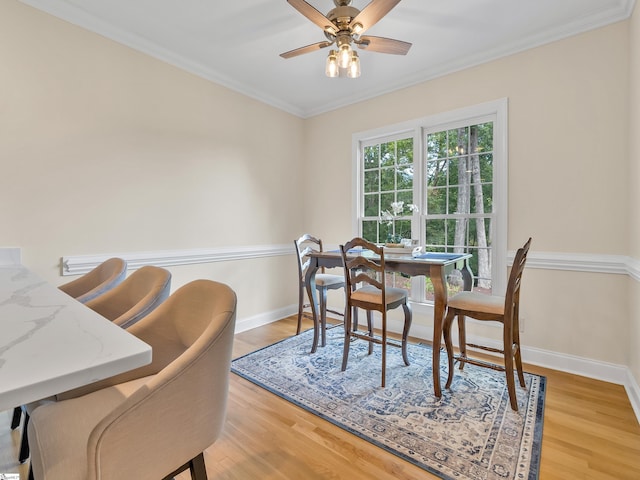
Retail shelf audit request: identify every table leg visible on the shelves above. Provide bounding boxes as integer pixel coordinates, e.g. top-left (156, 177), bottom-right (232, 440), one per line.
top-left (460, 258), bottom-right (473, 291)
top-left (304, 257), bottom-right (321, 354)
top-left (431, 264), bottom-right (448, 398)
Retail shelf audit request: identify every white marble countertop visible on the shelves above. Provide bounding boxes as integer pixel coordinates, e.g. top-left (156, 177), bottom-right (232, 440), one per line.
top-left (0, 265), bottom-right (152, 411)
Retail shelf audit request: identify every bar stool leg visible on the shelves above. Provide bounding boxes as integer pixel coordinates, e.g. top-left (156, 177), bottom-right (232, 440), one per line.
top-left (10, 406), bottom-right (22, 429)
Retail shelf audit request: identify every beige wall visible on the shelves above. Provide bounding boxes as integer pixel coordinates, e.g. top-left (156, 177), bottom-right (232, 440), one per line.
top-left (629, 7), bottom-right (640, 384)
top-left (2, 1), bottom-right (638, 372)
top-left (0, 1), bottom-right (305, 320)
top-left (304, 22), bottom-right (632, 365)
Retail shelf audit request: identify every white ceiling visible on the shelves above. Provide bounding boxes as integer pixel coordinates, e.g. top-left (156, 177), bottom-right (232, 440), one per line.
top-left (21, 0), bottom-right (635, 118)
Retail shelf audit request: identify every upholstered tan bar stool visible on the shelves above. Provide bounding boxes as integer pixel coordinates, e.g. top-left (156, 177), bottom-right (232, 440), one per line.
top-left (13, 258), bottom-right (129, 456)
top-left (83, 265), bottom-right (172, 328)
top-left (58, 257), bottom-right (128, 303)
top-left (28, 279), bottom-right (237, 480)
top-left (19, 265), bottom-right (172, 466)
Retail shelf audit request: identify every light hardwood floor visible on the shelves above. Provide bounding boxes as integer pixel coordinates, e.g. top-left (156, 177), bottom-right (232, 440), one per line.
top-left (2, 316), bottom-right (640, 479)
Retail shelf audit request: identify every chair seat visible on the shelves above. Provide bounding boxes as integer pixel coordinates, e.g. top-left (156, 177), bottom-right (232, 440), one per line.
top-left (29, 376), bottom-right (152, 480)
top-left (447, 291), bottom-right (505, 315)
top-left (314, 273), bottom-right (344, 287)
top-left (351, 285), bottom-right (407, 305)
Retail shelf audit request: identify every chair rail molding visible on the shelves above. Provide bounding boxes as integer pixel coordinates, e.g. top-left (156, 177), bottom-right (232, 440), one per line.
top-left (627, 256), bottom-right (640, 282)
top-left (62, 244), bottom-right (293, 275)
top-left (63, 246), bottom-right (640, 279)
top-left (508, 250), bottom-right (638, 278)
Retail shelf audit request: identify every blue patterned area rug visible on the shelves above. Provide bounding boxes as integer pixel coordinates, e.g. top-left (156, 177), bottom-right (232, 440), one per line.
top-left (231, 326), bottom-right (545, 480)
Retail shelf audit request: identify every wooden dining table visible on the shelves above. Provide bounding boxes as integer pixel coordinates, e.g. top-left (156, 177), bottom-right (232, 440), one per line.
top-left (0, 265), bottom-right (152, 412)
top-left (305, 249), bottom-right (472, 398)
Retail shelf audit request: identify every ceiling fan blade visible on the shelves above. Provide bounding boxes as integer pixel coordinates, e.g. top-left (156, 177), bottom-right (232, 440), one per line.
top-left (280, 41), bottom-right (333, 59)
top-left (287, 0), bottom-right (338, 35)
top-left (357, 36), bottom-right (411, 55)
top-left (350, 0), bottom-right (401, 35)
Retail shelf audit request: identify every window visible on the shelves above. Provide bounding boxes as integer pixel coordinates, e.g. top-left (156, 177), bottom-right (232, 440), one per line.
top-left (362, 136), bottom-right (415, 245)
top-left (354, 99), bottom-right (508, 303)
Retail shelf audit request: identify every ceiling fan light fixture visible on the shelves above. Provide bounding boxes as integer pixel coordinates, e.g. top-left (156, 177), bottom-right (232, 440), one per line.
top-left (283, 0), bottom-right (412, 79)
top-left (347, 51), bottom-right (360, 78)
top-left (338, 43), bottom-right (352, 68)
top-left (325, 50), bottom-right (339, 77)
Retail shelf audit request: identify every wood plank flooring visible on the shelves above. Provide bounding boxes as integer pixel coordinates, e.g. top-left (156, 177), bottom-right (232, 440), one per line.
top-left (1, 315), bottom-right (639, 479)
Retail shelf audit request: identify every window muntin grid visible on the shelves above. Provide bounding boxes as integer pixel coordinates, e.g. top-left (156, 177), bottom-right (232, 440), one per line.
top-left (362, 138), bottom-right (415, 245)
top-left (355, 101), bottom-right (506, 303)
top-left (425, 122), bottom-right (494, 294)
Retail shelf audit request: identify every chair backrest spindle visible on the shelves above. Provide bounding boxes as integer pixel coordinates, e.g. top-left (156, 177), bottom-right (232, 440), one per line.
top-left (505, 237), bottom-right (532, 312)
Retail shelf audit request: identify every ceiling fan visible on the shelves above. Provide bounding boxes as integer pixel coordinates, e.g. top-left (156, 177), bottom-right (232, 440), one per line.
top-left (281, 0), bottom-right (411, 78)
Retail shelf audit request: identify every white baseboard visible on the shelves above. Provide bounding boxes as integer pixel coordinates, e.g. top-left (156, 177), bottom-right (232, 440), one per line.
top-left (625, 369), bottom-right (640, 422)
top-left (519, 344), bottom-right (629, 383)
top-left (235, 305), bottom-right (298, 334)
top-left (289, 310), bottom-right (640, 423)
top-left (402, 320), bottom-right (631, 385)
top-left (271, 306), bottom-right (630, 384)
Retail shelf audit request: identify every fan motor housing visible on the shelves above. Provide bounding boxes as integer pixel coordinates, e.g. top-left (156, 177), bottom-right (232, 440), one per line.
top-left (327, 6), bottom-right (359, 31)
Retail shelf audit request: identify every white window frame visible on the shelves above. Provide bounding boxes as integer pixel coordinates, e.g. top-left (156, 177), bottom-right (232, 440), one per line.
top-left (352, 98), bottom-right (509, 301)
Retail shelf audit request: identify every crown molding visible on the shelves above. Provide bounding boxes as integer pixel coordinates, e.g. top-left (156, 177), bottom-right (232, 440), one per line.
top-left (20, 0), bottom-right (636, 119)
top-left (282, 0), bottom-right (639, 118)
top-left (19, 0), bottom-right (306, 117)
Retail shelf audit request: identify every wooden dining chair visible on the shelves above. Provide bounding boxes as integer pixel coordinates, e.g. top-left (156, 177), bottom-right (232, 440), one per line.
top-left (294, 234), bottom-right (345, 346)
top-left (442, 237), bottom-right (532, 411)
top-left (340, 237), bottom-right (412, 387)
